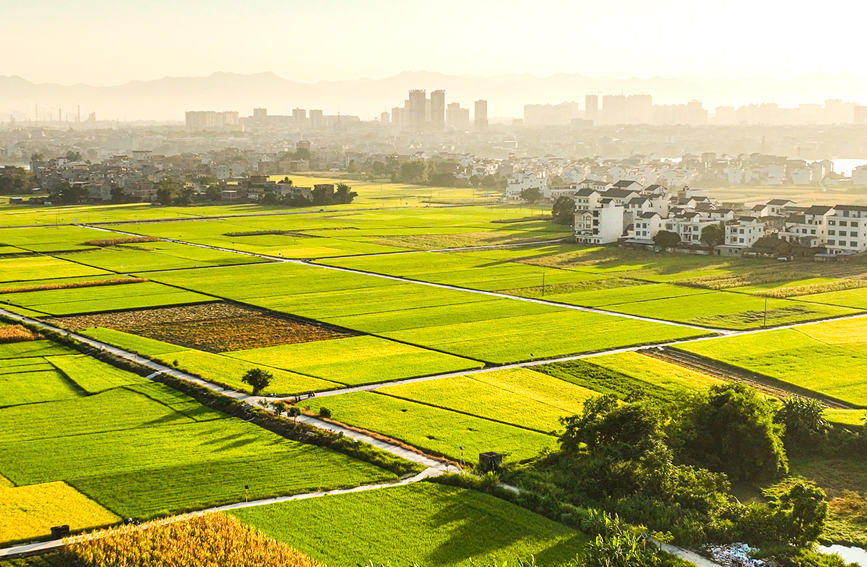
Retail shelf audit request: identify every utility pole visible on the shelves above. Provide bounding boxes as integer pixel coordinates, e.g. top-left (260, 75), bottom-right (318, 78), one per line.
top-left (541, 272), bottom-right (546, 296)
top-left (763, 296), bottom-right (768, 328)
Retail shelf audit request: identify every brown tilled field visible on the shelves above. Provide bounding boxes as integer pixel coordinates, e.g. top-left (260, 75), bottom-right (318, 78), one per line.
top-left (51, 303), bottom-right (352, 352)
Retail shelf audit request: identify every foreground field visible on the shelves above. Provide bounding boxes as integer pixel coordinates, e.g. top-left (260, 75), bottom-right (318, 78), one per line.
top-left (0, 337), bottom-right (396, 539)
top-left (0, 482), bottom-right (119, 544)
top-left (231, 482), bottom-right (588, 567)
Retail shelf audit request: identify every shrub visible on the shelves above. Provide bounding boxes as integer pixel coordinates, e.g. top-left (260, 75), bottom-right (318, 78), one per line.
top-left (318, 407), bottom-right (332, 419)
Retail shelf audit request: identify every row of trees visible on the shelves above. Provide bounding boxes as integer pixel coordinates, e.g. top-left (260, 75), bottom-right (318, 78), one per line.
top-left (0, 167), bottom-right (30, 194)
top-left (349, 157), bottom-right (507, 189)
top-left (519, 383), bottom-right (833, 549)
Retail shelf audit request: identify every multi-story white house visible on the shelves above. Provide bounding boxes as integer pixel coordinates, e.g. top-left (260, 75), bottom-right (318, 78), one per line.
top-left (629, 212), bottom-right (664, 244)
top-left (504, 172), bottom-right (547, 200)
top-left (724, 217), bottom-right (766, 248)
top-left (780, 205), bottom-right (835, 248)
top-left (825, 205), bottom-right (867, 254)
top-left (575, 202), bottom-right (625, 244)
top-left (663, 213), bottom-right (720, 245)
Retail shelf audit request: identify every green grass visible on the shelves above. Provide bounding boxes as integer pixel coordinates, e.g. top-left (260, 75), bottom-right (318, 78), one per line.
top-left (145, 262), bottom-right (707, 364)
top-left (46, 354), bottom-right (148, 392)
top-left (0, 281), bottom-right (215, 316)
top-left (377, 368), bottom-right (595, 433)
top-left (0, 374), bottom-right (395, 520)
top-left (543, 282), bottom-right (711, 308)
top-left (377, 310), bottom-right (707, 364)
top-left (588, 351), bottom-right (725, 392)
top-left (58, 241), bottom-right (267, 272)
top-left (798, 288), bottom-right (867, 310)
top-left (226, 335), bottom-right (484, 386)
top-left (605, 290), bottom-right (860, 330)
top-left (79, 327), bottom-right (189, 356)
top-left (536, 359), bottom-right (683, 403)
top-left (674, 327), bottom-right (867, 406)
top-left (302, 391), bottom-right (557, 463)
top-left (155, 349), bottom-right (342, 395)
top-left (231, 482), bottom-right (588, 567)
top-left (0, 416), bottom-right (395, 519)
top-left (0, 370), bottom-right (82, 407)
top-left (0, 340), bottom-right (74, 359)
top-left (0, 388), bottom-right (192, 443)
top-left (0, 256), bottom-right (107, 283)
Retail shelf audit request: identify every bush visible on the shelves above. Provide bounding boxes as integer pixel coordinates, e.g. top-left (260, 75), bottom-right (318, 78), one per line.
top-left (318, 407), bottom-right (332, 419)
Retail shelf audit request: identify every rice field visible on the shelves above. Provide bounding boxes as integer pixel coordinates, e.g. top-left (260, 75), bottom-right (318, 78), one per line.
top-left (0, 281), bottom-right (215, 316)
top-left (230, 482), bottom-right (588, 567)
top-left (0, 481), bottom-right (120, 544)
top-left (0, 337), bottom-right (398, 527)
top-left (301, 391), bottom-right (557, 463)
top-left (226, 335), bottom-right (484, 385)
top-left (376, 368), bottom-right (596, 433)
top-left (674, 319), bottom-right (867, 406)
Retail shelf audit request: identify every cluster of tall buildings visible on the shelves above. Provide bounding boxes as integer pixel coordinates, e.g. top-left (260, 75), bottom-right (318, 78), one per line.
top-left (524, 95), bottom-right (867, 126)
top-left (185, 107), bottom-right (360, 131)
top-left (184, 110), bottom-right (240, 131)
top-left (388, 90), bottom-right (487, 131)
top-left (523, 95), bottom-right (707, 126)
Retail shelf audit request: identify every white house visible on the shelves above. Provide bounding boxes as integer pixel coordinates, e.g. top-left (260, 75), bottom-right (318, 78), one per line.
top-left (504, 172), bottom-right (547, 200)
top-left (724, 217), bottom-right (766, 248)
top-left (825, 205), bottom-right (867, 254)
top-left (575, 202), bottom-right (624, 244)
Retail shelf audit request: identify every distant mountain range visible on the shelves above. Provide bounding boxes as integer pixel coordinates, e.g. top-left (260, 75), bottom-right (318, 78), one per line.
top-left (3, 71), bottom-right (867, 122)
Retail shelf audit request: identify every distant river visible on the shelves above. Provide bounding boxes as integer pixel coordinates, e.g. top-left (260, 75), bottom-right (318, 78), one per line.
top-left (830, 159), bottom-right (867, 176)
top-left (818, 544), bottom-right (867, 566)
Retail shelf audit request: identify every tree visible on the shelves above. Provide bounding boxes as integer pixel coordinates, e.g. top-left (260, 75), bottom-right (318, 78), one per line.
top-left (51, 182), bottom-right (87, 204)
top-left (770, 481), bottom-right (829, 545)
top-left (520, 187), bottom-right (542, 204)
top-left (775, 397), bottom-right (830, 451)
top-left (679, 383), bottom-right (788, 482)
top-left (653, 230), bottom-right (680, 249)
top-left (110, 186), bottom-right (126, 204)
top-left (334, 183), bottom-right (357, 204)
top-left (552, 196), bottom-right (576, 225)
top-left (469, 174), bottom-right (482, 188)
top-left (752, 235), bottom-right (793, 256)
top-left (700, 224), bottom-right (723, 248)
top-left (241, 368), bottom-right (273, 395)
top-left (155, 178), bottom-right (181, 205)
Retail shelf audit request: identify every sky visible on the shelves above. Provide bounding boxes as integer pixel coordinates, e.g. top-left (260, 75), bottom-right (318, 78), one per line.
top-left (3, 0), bottom-right (867, 85)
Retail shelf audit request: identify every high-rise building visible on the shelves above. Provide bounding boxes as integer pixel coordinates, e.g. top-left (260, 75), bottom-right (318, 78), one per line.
top-left (309, 109), bottom-right (323, 129)
top-left (430, 90), bottom-right (445, 129)
top-left (626, 94), bottom-right (652, 123)
top-left (253, 108), bottom-right (267, 122)
top-left (292, 108), bottom-right (307, 125)
top-left (602, 95), bottom-right (627, 124)
top-left (380, 111), bottom-right (390, 124)
top-left (585, 95), bottom-right (598, 120)
top-left (185, 110), bottom-right (240, 131)
top-left (474, 99), bottom-right (488, 129)
top-left (391, 107), bottom-right (404, 128)
top-left (408, 89), bottom-right (426, 128)
top-left (446, 102), bottom-right (470, 130)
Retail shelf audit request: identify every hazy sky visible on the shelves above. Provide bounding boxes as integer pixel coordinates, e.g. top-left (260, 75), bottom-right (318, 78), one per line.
top-left (3, 0), bottom-right (866, 85)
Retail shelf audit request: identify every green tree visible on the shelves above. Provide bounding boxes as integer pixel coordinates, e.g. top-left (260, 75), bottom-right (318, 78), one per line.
top-left (775, 397), bottom-right (830, 451)
top-left (680, 383), bottom-right (788, 482)
top-left (700, 224), bottom-right (723, 248)
top-left (771, 481), bottom-right (829, 545)
top-left (653, 230), bottom-right (680, 249)
top-left (241, 368), bottom-right (273, 395)
top-left (110, 186), bottom-right (126, 203)
top-left (155, 178), bottom-right (181, 205)
top-left (334, 183), bottom-right (357, 204)
top-left (552, 196), bottom-right (576, 224)
top-left (520, 187), bottom-right (542, 204)
top-left (469, 174), bottom-right (482, 188)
